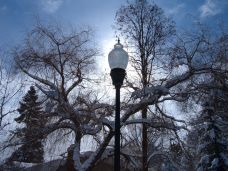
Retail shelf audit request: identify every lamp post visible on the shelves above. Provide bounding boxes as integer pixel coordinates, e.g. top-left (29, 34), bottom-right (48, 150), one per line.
top-left (108, 39), bottom-right (129, 171)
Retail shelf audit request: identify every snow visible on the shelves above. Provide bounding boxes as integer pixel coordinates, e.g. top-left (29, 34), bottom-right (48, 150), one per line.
top-left (100, 148), bottom-right (113, 160)
top-left (197, 166), bottom-right (203, 171)
top-left (210, 158), bottom-right (219, 169)
top-left (199, 154), bottom-right (210, 164)
top-left (13, 161), bottom-right (37, 168)
top-left (102, 118), bottom-right (115, 130)
top-left (131, 85), bottom-right (169, 99)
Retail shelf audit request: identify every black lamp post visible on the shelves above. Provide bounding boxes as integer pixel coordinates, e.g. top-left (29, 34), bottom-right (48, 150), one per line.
top-left (108, 39), bottom-right (129, 171)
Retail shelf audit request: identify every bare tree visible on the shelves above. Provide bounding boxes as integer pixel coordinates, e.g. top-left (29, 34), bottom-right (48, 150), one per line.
top-left (14, 22), bottom-right (180, 171)
top-left (115, 0), bottom-right (228, 170)
top-left (14, 23), bottom-right (116, 170)
top-left (0, 55), bottom-right (23, 169)
top-left (0, 55), bottom-right (23, 134)
top-left (115, 0), bottom-right (175, 170)
top-left (12, 17), bottom-right (227, 171)
top-left (0, 59), bottom-right (20, 131)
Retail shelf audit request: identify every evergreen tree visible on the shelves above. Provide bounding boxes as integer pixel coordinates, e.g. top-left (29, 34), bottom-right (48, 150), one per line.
top-left (10, 86), bottom-right (45, 163)
top-left (196, 78), bottom-right (228, 171)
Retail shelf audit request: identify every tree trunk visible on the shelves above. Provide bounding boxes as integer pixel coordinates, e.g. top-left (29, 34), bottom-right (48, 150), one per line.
top-left (142, 107), bottom-right (148, 171)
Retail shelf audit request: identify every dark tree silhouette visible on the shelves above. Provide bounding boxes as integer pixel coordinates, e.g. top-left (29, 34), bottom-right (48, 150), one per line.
top-left (13, 23), bottom-right (113, 170)
top-left (196, 76), bottom-right (228, 171)
top-left (115, 0), bottom-right (175, 170)
top-left (10, 86), bottom-right (45, 163)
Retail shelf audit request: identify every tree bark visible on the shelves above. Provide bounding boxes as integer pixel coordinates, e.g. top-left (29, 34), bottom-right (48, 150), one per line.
top-left (142, 107), bottom-right (148, 171)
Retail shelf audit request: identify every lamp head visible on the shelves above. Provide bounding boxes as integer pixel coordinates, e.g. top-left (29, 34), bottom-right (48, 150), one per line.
top-left (108, 40), bottom-right (129, 70)
top-left (108, 40), bottom-right (129, 87)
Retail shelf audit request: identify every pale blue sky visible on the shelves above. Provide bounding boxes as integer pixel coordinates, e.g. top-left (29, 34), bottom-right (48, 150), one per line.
top-left (0, 0), bottom-right (228, 54)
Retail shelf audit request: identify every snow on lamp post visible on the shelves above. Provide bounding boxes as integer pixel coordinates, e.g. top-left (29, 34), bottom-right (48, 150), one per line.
top-left (108, 39), bottom-right (129, 171)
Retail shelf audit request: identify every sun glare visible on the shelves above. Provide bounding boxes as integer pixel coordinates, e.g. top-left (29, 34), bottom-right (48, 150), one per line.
top-left (98, 38), bottom-right (117, 73)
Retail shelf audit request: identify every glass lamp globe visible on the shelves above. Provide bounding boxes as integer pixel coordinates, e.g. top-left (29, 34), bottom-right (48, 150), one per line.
top-left (108, 40), bottom-right (129, 70)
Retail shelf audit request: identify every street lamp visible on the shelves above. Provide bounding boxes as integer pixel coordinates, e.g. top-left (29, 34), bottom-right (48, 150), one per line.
top-left (108, 39), bottom-right (129, 171)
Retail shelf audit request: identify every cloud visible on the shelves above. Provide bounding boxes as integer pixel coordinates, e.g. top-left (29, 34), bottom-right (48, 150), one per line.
top-left (41, 0), bottom-right (63, 13)
top-left (167, 3), bottom-right (185, 15)
top-left (199, 0), bottom-right (221, 18)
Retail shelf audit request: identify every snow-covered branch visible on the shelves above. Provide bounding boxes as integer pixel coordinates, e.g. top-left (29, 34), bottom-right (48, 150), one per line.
top-left (102, 118), bottom-right (115, 130)
top-left (79, 132), bottom-right (114, 171)
top-left (81, 124), bottom-right (102, 135)
top-left (131, 85), bottom-right (169, 99)
top-left (42, 120), bottom-right (77, 137)
top-left (124, 119), bottom-right (186, 131)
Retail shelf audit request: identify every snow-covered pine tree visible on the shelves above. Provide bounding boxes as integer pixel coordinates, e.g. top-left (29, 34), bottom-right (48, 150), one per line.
top-left (10, 86), bottom-right (45, 163)
top-left (196, 79), bottom-right (228, 171)
top-left (182, 128), bottom-right (200, 171)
